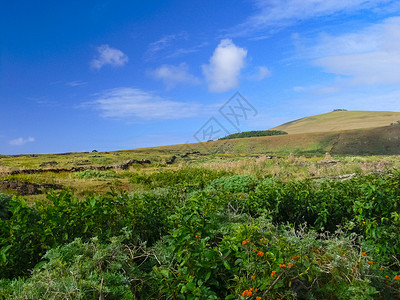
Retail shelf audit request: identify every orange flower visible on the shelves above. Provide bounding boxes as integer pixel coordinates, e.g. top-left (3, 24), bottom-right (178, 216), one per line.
top-left (257, 251), bottom-right (264, 256)
top-left (292, 256), bottom-right (300, 260)
top-left (379, 267), bottom-right (385, 271)
top-left (386, 275), bottom-right (390, 279)
top-left (361, 252), bottom-right (366, 256)
top-left (195, 235), bottom-right (201, 238)
top-left (252, 249), bottom-right (257, 252)
top-left (177, 273), bottom-right (180, 277)
top-left (242, 238), bottom-right (250, 245)
top-left (251, 275), bottom-right (255, 279)
top-left (287, 262), bottom-right (295, 268)
top-left (279, 264), bottom-right (287, 268)
top-left (256, 297), bottom-right (261, 300)
top-left (271, 270), bottom-right (276, 277)
top-left (395, 275), bottom-right (400, 281)
top-left (241, 289), bottom-right (253, 297)
top-left (368, 261), bottom-right (375, 265)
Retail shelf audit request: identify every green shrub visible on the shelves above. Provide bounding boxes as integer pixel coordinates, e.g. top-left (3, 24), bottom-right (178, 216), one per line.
top-left (131, 167), bottom-right (230, 190)
top-left (208, 174), bottom-right (258, 193)
top-left (219, 130), bottom-right (288, 140)
top-left (0, 194), bottom-right (11, 220)
top-left (75, 169), bottom-right (117, 179)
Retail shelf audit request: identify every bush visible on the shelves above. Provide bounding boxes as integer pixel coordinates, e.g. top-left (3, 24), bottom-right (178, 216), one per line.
top-left (75, 169), bottom-right (116, 179)
top-left (131, 167), bottom-right (230, 190)
top-left (219, 130), bottom-right (288, 140)
top-left (208, 174), bottom-right (258, 193)
top-left (0, 194), bottom-right (11, 220)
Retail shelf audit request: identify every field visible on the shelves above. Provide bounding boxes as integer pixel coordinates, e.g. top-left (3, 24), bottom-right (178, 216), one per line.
top-left (271, 111), bottom-right (400, 134)
top-left (1, 147), bottom-right (400, 299)
top-left (1, 111), bottom-right (400, 299)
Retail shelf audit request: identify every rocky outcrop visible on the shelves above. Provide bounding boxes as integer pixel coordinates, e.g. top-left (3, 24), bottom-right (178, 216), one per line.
top-left (0, 180), bottom-right (63, 195)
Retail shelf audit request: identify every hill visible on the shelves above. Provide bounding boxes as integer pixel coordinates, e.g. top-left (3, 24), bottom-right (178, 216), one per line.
top-left (271, 110), bottom-right (400, 134)
top-left (154, 124), bottom-right (400, 156)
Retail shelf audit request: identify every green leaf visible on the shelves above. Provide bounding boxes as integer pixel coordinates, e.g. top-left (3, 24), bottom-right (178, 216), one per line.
top-left (205, 271), bottom-right (211, 281)
top-left (223, 260), bottom-right (231, 270)
top-left (33, 260), bottom-right (47, 270)
top-left (160, 269), bottom-right (169, 278)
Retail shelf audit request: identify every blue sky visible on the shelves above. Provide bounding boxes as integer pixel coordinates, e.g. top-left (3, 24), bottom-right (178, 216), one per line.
top-left (2, 0), bottom-right (400, 154)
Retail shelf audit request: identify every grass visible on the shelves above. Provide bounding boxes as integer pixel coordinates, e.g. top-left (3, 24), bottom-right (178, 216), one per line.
top-left (271, 110), bottom-right (400, 134)
top-left (2, 151), bottom-right (400, 203)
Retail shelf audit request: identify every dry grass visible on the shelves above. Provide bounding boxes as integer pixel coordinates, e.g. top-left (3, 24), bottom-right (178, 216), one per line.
top-left (198, 154), bottom-right (400, 180)
top-left (272, 110), bottom-right (400, 134)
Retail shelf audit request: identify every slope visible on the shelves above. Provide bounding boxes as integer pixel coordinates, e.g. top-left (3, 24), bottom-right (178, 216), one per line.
top-left (271, 111), bottom-right (400, 134)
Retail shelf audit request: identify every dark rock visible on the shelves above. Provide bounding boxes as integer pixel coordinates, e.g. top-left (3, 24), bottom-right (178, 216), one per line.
top-left (119, 159), bottom-right (151, 170)
top-left (40, 161), bottom-right (58, 167)
top-left (166, 156), bottom-right (177, 164)
top-left (0, 180), bottom-right (63, 195)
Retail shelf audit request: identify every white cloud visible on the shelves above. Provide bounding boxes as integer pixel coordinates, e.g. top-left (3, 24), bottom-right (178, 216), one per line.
top-left (9, 137), bottom-right (35, 146)
top-left (230, 0), bottom-right (394, 36)
top-left (202, 39), bottom-right (247, 93)
top-left (86, 88), bottom-right (200, 120)
top-left (309, 17), bottom-right (400, 86)
top-left (248, 66), bottom-right (271, 81)
top-left (151, 63), bottom-right (200, 89)
top-left (144, 32), bottom-right (189, 60)
top-left (90, 44), bottom-right (128, 69)
top-left (66, 81), bottom-right (87, 87)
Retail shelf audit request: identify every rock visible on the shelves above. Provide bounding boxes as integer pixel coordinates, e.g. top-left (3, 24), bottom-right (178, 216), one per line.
top-left (119, 159), bottom-right (151, 170)
top-left (166, 156), bottom-right (177, 164)
top-left (40, 161), bottom-right (58, 167)
top-left (0, 180), bottom-right (63, 195)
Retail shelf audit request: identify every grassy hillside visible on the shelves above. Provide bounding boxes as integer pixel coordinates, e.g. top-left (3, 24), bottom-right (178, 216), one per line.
top-left (150, 124), bottom-right (400, 156)
top-left (271, 110), bottom-right (400, 134)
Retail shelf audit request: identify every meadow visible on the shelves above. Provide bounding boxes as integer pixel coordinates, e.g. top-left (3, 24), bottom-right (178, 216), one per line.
top-left (0, 149), bottom-right (400, 299)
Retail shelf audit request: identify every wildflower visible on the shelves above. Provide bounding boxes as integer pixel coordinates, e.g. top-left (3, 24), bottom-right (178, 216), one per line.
top-left (195, 235), bottom-right (201, 239)
top-left (368, 261), bottom-right (375, 265)
top-left (372, 197), bottom-right (375, 200)
top-left (279, 264), bottom-right (287, 268)
top-left (287, 262), bottom-right (295, 268)
top-left (252, 249), bottom-right (257, 252)
top-left (379, 267), bottom-right (385, 271)
top-left (361, 252), bottom-right (366, 256)
top-left (177, 273), bottom-right (180, 277)
top-left (251, 275), bottom-right (255, 279)
top-left (292, 256), bottom-right (300, 260)
top-left (256, 297), bottom-right (261, 300)
top-left (271, 270), bottom-right (276, 277)
top-left (241, 289), bottom-right (253, 297)
top-left (395, 275), bottom-right (400, 281)
top-left (385, 275), bottom-right (390, 279)
top-left (257, 251), bottom-right (264, 256)
top-left (242, 238), bottom-right (250, 245)
top-left (255, 288), bottom-right (258, 292)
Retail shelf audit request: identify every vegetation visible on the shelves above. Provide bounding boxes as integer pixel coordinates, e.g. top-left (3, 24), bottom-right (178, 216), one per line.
top-left (0, 165), bottom-right (400, 299)
top-left (271, 110), bottom-right (400, 134)
top-left (218, 130), bottom-right (287, 140)
top-left (1, 111), bottom-right (400, 298)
